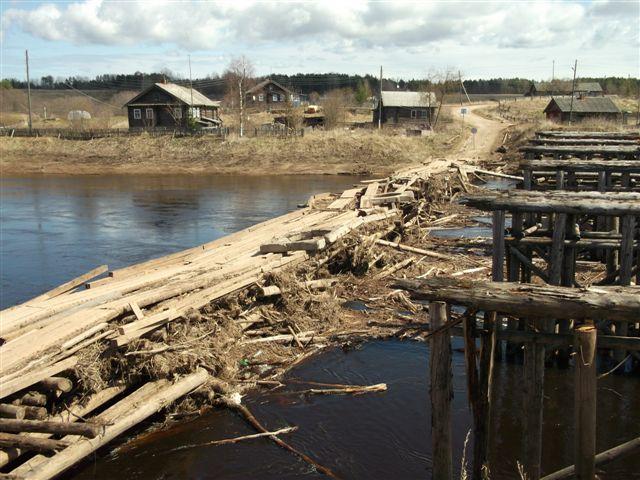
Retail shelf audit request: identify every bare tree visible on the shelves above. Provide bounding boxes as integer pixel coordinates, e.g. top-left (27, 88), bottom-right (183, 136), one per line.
top-left (322, 89), bottom-right (348, 130)
top-left (223, 56), bottom-right (255, 137)
top-left (424, 68), bottom-right (458, 130)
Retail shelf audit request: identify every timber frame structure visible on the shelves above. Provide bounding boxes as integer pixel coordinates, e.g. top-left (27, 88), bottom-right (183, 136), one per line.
top-left (394, 129), bottom-right (640, 480)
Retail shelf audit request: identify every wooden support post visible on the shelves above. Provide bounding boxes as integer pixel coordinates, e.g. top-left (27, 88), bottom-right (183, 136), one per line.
top-left (556, 170), bottom-right (565, 190)
top-left (523, 337), bottom-right (546, 480)
top-left (558, 214), bottom-right (577, 367)
top-left (614, 215), bottom-right (635, 361)
top-left (506, 214), bottom-right (523, 359)
top-left (548, 213), bottom-right (567, 287)
top-left (429, 301), bottom-right (453, 480)
top-left (574, 325), bottom-right (597, 480)
top-left (474, 311), bottom-right (497, 479)
top-left (492, 210), bottom-right (507, 360)
top-left (492, 210), bottom-right (506, 282)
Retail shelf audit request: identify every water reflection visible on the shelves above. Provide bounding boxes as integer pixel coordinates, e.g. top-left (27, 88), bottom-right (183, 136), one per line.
top-left (0, 174), bottom-right (359, 308)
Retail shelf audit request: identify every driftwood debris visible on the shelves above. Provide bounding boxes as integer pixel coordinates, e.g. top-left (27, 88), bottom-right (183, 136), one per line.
top-left (219, 397), bottom-right (340, 479)
top-left (169, 426), bottom-right (299, 452)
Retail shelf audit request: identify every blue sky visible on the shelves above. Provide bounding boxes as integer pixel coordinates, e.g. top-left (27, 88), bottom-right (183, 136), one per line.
top-left (2, 0), bottom-right (639, 82)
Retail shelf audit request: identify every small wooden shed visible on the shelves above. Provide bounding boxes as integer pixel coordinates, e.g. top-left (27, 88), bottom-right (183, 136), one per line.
top-left (543, 97), bottom-right (621, 123)
top-left (125, 82), bottom-right (221, 130)
top-left (373, 91), bottom-right (437, 126)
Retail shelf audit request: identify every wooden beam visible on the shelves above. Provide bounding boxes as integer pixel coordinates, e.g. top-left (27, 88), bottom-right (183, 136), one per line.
top-left (392, 278), bottom-right (640, 323)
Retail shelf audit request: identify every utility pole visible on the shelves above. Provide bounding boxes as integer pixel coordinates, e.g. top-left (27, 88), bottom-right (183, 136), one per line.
top-left (569, 59), bottom-right (578, 124)
top-left (378, 65), bottom-right (382, 129)
top-left (188, 54), bottom-right (194, 118)
top-left (239, 63), bottom-right (245, 137)
top-left (458, 70), bottom-right (463, 106)
top-left (552, 60), bottom-right (555, 81)
top-left (25, 50), bottom-right (33, 134)
top-left (460, 73), bottom-right (471, 104)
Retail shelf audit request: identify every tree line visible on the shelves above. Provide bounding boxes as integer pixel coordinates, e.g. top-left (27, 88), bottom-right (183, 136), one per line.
top-left (1, 72), bottom-right (638, 98)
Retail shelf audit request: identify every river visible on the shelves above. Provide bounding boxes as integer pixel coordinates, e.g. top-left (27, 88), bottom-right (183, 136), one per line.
top-left (1, 175), bottom-right (638, 479)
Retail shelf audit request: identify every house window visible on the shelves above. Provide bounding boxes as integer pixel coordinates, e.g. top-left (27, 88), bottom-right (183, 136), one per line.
top-left (273, 94), bottom-right (278, 102)
top-left (252, 95), bottom-right (256, 101)
top-left (410, 110), bottom-right (417, 118)
top-left (145, 108), bottom-right (154, 119)
top-left (258, 94), bottom-right (264, 101)
top-left (133, 108), bottom-right (141, 120)
top-left (173, 107), bottom-right (182, 119)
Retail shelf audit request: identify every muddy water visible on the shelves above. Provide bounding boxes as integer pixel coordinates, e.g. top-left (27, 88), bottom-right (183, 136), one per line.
top-left (0, 174), bottom-right (360, 308)
top-left (71, 339), bottom-right (640, 479)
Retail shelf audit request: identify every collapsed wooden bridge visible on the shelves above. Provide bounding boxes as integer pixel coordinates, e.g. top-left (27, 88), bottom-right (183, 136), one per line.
top-left (1, 129), bottom-right (639, 480)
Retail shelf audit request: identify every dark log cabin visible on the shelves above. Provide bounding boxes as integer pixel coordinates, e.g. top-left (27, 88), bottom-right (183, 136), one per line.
top-left (543, 97), bottom-right (621, 123)
top-left (125, 83), bottom-right (221, 130)
top-left (245, 79), bottom-right (297, 111)
top-left (373, 91), bottom-right (437, 126)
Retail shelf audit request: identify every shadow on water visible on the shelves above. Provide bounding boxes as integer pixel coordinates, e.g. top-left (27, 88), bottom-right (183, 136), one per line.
top-left (70, 340), bottom-right (640, 480)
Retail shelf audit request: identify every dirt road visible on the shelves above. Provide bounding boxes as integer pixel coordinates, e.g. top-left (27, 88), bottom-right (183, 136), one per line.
top-left (450, 103), bottom-right (506, 160)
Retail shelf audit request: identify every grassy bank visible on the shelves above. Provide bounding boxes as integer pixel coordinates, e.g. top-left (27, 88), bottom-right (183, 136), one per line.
top-left (0, 127), bottom-right (465, 176)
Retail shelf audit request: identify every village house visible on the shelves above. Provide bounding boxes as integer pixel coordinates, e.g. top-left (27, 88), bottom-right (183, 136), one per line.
top-left (125, 82), bottom-right (221, 130)
top-left (527, 81), bottom-right (572, 97)
top-left (245, 79), bottom-right (297, 111)
top-left (543, 97), bottom-right (621, 123)
top-left (575, 82), bottom-right (604, 97)
top-left (373, 91), bottom-right (437, 126)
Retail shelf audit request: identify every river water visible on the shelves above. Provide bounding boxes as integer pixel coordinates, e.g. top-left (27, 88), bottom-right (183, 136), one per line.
top-left (1, 175), bottom-right (638, 479)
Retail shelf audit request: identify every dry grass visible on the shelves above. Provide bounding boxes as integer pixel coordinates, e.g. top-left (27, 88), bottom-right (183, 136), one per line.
top-left (0, 124), bottom-right (464, 176)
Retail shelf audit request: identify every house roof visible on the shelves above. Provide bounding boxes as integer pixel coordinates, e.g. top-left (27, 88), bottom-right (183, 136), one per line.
top-left (379, 91), bottom-right (437, 108)
top-left (246, 79), bottom-right (293, 95)
top-left (576, 82), bottom-right (603, 92)
top-left (125, 83), bottom-right (219, 107)
top-left (533, 81), bottom-right (572, 93)
top-left (544, 97), bottom-right (621, 114)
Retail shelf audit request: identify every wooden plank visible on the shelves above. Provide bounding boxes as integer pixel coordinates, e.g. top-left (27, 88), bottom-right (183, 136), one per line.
top-left (129, 302), bottom-right (144, 321)
top-left (35, 265), bottom-right (108, 301)
top-left (360, 182), bottom-right (380, 209)
top-left (0, 357), bottom-right (78, 400)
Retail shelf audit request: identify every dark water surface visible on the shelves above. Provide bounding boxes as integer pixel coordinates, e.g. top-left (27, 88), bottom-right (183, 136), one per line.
top-left (71, 340), bottom-right (640, 480)
top-left (0, 174), bottom-right (359, 308)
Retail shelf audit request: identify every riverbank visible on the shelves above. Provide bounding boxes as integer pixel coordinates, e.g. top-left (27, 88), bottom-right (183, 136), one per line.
top-left (0, 127), bottom-right (465, 176)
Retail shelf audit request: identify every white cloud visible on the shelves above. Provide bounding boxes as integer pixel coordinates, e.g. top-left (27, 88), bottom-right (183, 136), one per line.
top-left (3, 0), bottom-right (637, 51)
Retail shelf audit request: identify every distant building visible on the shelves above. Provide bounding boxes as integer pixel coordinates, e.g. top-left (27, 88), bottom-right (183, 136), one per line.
top-left (575, 82), bottom-right (604, 97)
top-left (125, 82), bottom-right (221, 130)
top-left (528, 81), bottom-right (604, 97)
top-left (245, 79), bottom-right (297, 111)
top-left (527, 81), bottom-right (572, 97)
top-left (373, 91), bottom-right (437, 125)
top-left (543, 97), bottom-right (621, 123)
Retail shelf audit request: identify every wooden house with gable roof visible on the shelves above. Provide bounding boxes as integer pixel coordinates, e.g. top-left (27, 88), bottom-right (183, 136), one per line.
top-left (125, 82), bottom-right (221, 130)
